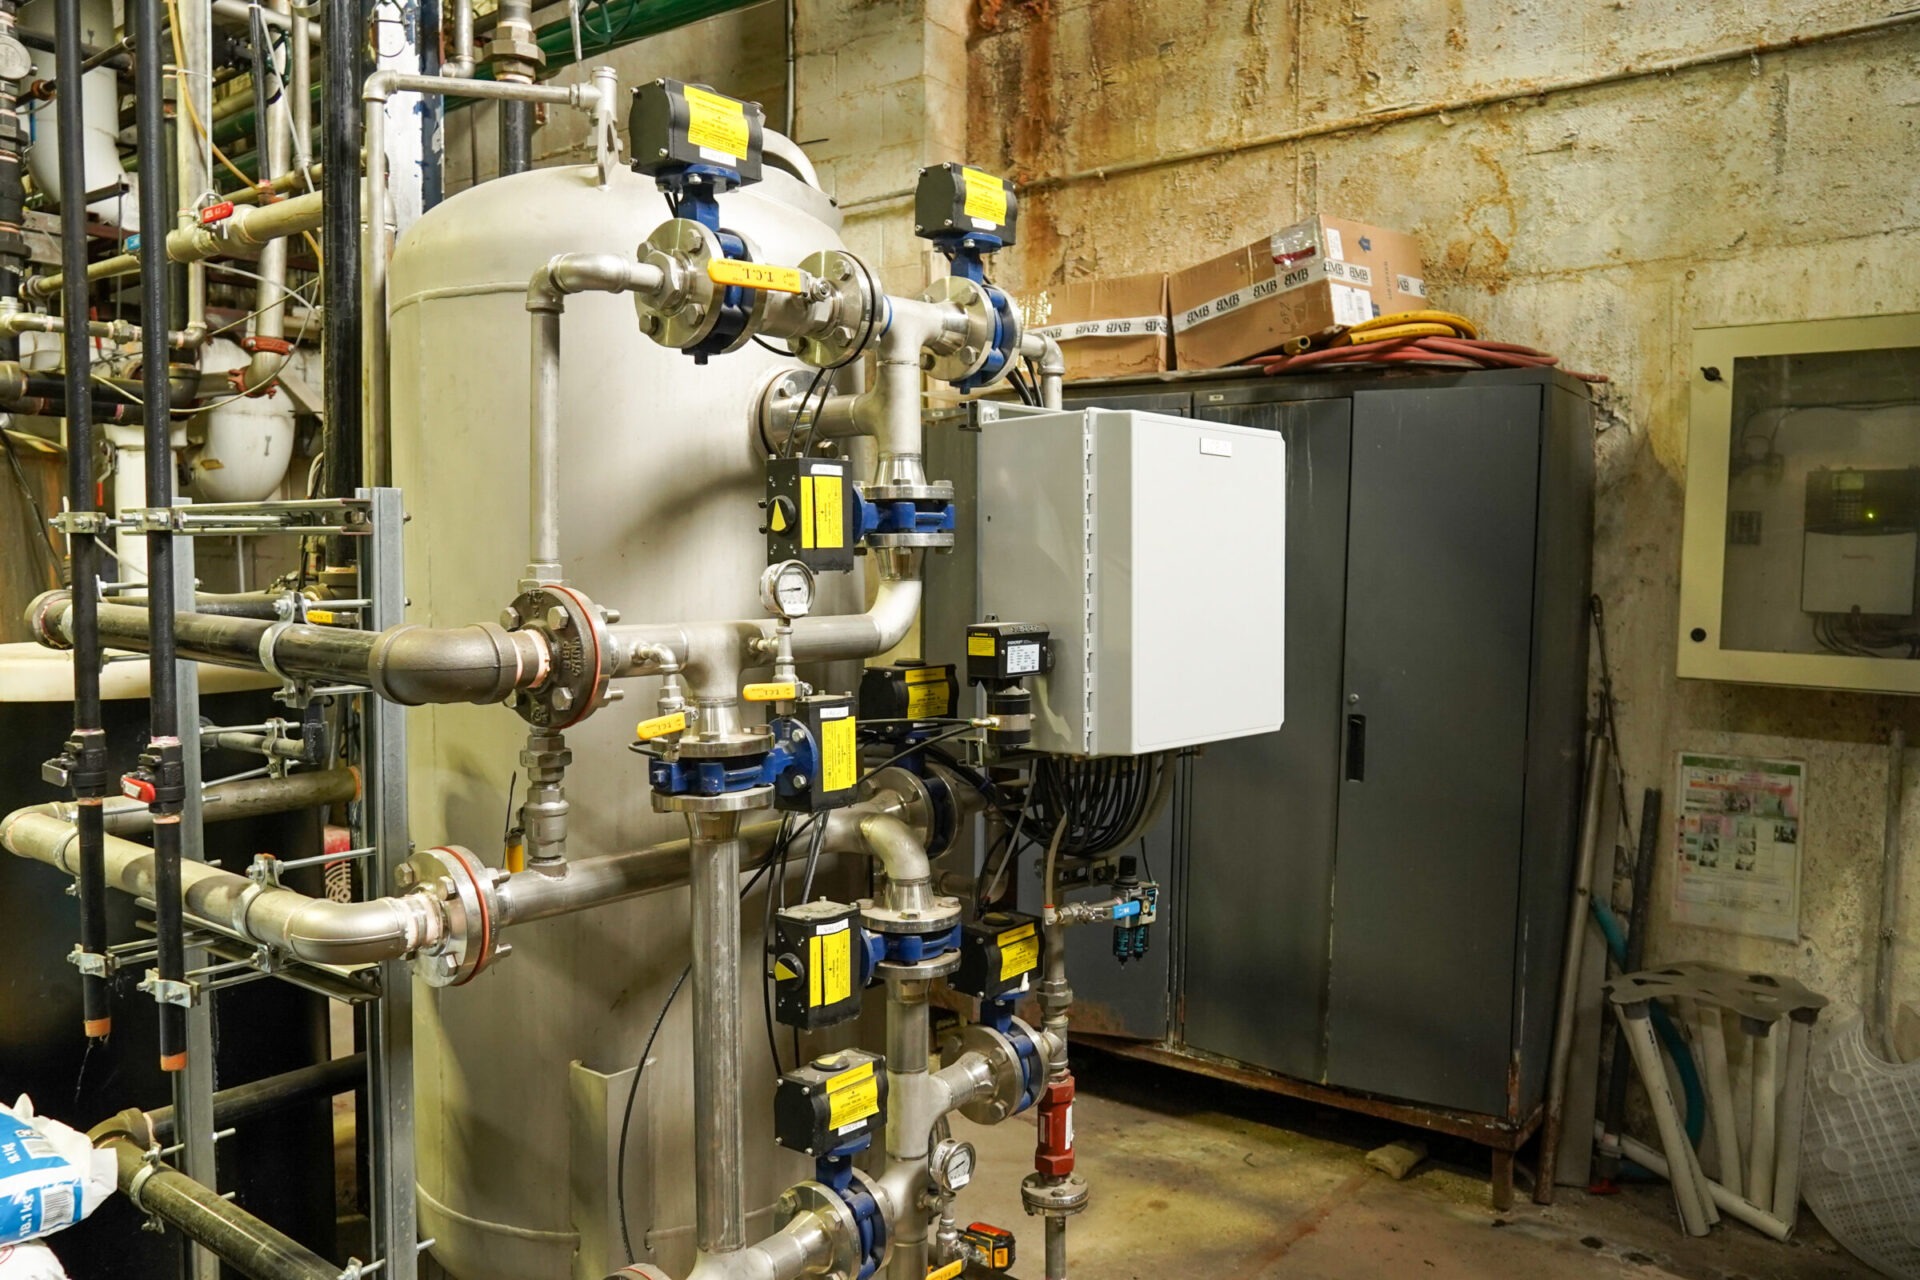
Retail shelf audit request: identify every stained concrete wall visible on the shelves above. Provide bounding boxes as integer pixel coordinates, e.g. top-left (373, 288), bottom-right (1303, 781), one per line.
top-left (968, 0), bottom-right (1920, 1033)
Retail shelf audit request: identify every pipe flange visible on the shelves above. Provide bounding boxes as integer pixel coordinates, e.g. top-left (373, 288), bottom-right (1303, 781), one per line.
top-left (857, 894), bottom-right (961, 935)
top-left (754, 365), bottom-right (816, 455)
top-left (875, 950), bottom-right (961, 981)
top-left (502, 585), bottom-right (613, 729)
top-left (918, 276), bottom-right (997, 384)
top-left (862, 480), bottom-right (954, 503)
top-left (941, 1022), bottom-right (1027, 1125)
top-left (406, 845), bottom-right (498, 988)
top-left (1021, 1171), bottom-right (1089, 1218)
top-left (788, 249), bottom-right (879, 369)
top-left (864, 531), bottom-right (953, 551)
top-left (670, 728), bottom-right (774, 759)
top-left (776, 1179), bottom-right (866, 1280)
top-left (637, 218), bottom-right (724, 351)
top-left (652, 784), bottom-right (774, 814)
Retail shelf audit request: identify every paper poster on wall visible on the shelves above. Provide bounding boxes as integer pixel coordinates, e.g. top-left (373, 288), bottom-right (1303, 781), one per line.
top-left (1670, 753), bottom-right (1804, 942)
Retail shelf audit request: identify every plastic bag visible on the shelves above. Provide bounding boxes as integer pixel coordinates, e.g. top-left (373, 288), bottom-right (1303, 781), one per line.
top-left (0, 1242), bottom-right (71, 1279)
top-left (0, 1098), bottom-right (115, 1246)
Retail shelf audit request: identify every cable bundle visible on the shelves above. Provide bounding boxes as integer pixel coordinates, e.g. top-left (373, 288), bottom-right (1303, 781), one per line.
top-left (1250, 310), bottom-right (1608, 383)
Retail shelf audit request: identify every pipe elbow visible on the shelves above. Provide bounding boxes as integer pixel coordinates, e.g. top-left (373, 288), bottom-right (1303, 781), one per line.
top-left (265, 891), bottom-right (443, 966)
top-left (25, 589), bottom-right (73, 649)
top-left (367, 622), bottom-right (545, 705)
top-left (860, 812), bottom-right (932, 913)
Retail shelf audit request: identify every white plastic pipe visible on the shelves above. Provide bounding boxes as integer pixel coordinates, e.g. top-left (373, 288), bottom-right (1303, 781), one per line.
top-left (1695, 1003), bottom-right (1745, 1196)
top-left (1613, 1002), bottom-right (1711, 1236)
top-left (1597, 1123), bottom-right (1793, 1242)
top-left (1772, 1016), bottom-right (1813, 1228)
top-left (1747, 1019), bottom-right (1779, 1208)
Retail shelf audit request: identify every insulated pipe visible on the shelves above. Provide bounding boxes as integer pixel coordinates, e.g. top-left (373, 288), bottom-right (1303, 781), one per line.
top-left (174, 0), bottom-right (210, 349)
top-left (0, 808), bottom-right (445, 965)
top-left (92, 1115), bottom-right (339, 1280)
top-left (524, 252), bottom-right (665, 581)
top-left (208, 0), bottom-right (319, 39)
top-left (689, 810), bottom-right (747, 1255)
top-left (50, 0), bottom-right (109, 1043)
top-left (362, 70), bottom-right (608, 486)
top-left (29, 595), bottom-right (549, 707)
top-left (146, 1052), bottom-right (367, 1144)
top-left (21, 766), bottom-right (361, 836)
top-left (288, 13), bottom-right (312, 174)
top-left (19, 193), bottom-right (326, 299)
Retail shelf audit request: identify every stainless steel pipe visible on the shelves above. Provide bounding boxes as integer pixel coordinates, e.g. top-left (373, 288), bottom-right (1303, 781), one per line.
top-left (30, 594), bottom-right (547, 707)
top-left (21, 766), bottom-right (360, 836)
top-left (689, 809), bottom-right (748, 1255)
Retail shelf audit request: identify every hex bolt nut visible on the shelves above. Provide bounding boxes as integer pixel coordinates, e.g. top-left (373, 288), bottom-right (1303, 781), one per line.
top-left (552, 688), bottom-right (575, 711)
top-left (393, 863), bottom-right (418, 890)
top-left (500, 605), bottom-right (522, 629)
top-left (545, 606), bottom-right (572, 631)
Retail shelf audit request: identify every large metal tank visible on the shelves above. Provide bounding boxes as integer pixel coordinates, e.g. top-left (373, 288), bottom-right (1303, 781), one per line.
top-left (389, 153), bottom-right (855, 1279)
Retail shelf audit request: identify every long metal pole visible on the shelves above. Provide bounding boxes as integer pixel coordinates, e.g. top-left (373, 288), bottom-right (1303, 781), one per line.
top-left (1595, 787), bottom-right (1661, 1183)
top-left (132, 0), bottom-right (186, 1073)
top-left (1535, 730), bottom-right (1609, 1204)
top-left (322, 0), bottom-right (365, 564)
top-left (690, 810), bottom-right (746, 1255)
top-left (51, 0), bottom-right (110, 1042)
top-left (1875, 728), bottom-right (1905, 1059)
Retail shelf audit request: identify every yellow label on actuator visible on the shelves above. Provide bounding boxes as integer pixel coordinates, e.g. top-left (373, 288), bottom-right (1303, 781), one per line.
top-left (808, 926), bottom-right (852, 1007)
top-left (998, 921), bottom-right (1039, 979)
top-left (682, 84), bottom-right (747, 161)
top-left (819, 713), bottom-right (857, 794)
top-left (743, 682), bottom-right (797, 703)
top-left (708, 259), bottom-right (805, 294)
top-left (799, 473), bottom-right (844, 550)
top-left (967, 634), bottom-right (997, 658)
top-left (824, 1059), bottom-right (878, 1129)
top-left (634, 710), bottom-right (688, 740)
top-left (961, 166), bottom-right (1009, 226)
top-left (905, 679), bottom-right (950, 720)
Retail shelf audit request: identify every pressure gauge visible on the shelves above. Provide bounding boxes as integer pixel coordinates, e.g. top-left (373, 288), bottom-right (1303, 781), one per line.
top-left (760, 559), bottom-right (817, 620)
top-left (929, 1138), bottom-right (975, 1194)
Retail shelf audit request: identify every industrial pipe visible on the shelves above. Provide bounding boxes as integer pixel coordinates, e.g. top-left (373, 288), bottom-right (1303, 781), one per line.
top-left (92, 1112), bottom-right (340, 1280)
top-left (20, 765), bottom-right (360, 835)
top-left (240, 0), bottom-right (298, 394)
top-left (19, 193), bottom-right (325, 299)
top-left (441, 0), bottom-right (475, 77)
top-left (859, 811), bottom-right (932, 914)
top-left (524, 249), bottom-right (665, 582)
top-left (690, 810), bottom-right (748, 1254)
top-left (320, 0), bottom-right (362, 564)
top-left (1, 808), bottom-right (444, 966)
top-left (29, 594), bottom-right (549, 707)
top-left (362, 68), bottom-right (612, 485)
top-left (146, 1052), bottom-right (367, 1144)
top-left (49, 0), bottom-right (110, 1044)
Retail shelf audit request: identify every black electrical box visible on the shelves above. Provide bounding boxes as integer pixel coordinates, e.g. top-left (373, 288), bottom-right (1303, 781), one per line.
top-left (965, 623), bottom-right (1050, 685)
top-left (772, 899), bottom-right (865, 1028)
top-left (775, 695), bottom-right (859, 815)
top-left (629, 78), bottom-right (764, 181)
top-left (858, 662), bottom-right (958, 722)
top-left (914, 163), bottom-right (1017, 245)
top-left (773, 1048), bottom-right (887, 1156)
top-left (766, 457), bottom-right (856, 572)
top-left (953, 911), bottom-right (1043, 1001)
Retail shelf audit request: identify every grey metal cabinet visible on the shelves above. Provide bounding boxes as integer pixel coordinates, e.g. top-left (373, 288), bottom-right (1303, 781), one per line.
top-left (1179, 371), bottom-right (1594, 1130)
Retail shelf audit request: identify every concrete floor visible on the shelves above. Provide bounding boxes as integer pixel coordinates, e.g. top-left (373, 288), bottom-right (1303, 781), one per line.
top-left (953, 1049), bottom-right (1878, 1280)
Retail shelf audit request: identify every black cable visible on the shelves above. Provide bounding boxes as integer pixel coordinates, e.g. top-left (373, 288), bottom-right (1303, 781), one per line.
top-left (783, 364), bottom-right (831, 459)
top-left (859, 723), bottom-right (975, 784)
top-left (616, 961), bottom-right (690, 1263)
top-left (760, 816), bottom-right (795, 1076)
top-left (1, 431), bottom-right (60, 579)
top-left (798, 819), bottom-right (826, 904)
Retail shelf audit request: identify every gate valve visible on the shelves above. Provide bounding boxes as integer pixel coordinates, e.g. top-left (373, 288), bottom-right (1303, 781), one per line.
top-left (198, 201), bottom-right (236, 226)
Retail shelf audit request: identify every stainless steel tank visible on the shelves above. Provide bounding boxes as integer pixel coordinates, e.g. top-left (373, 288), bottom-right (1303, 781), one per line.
top-left (388, 154), bottom-right (854, 1280)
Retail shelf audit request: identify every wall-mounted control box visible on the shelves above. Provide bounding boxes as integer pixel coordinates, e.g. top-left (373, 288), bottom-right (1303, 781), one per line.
top-left (977, 406), bottom-right (1286, 755)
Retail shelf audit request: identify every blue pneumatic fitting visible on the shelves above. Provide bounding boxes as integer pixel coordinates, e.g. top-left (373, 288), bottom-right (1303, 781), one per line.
top-left (981, 996), bottom-right (1046, 1114)
top-left (816, 1137), bottom-right (889, 1280)
top-left (851, 485), bottom-right (956, 546)
top-left (878, 922), bottom-right (962, 965)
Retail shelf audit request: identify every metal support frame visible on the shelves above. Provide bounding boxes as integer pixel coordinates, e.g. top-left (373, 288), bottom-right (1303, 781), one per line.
top-left (359, 486), bottom-right (419, 1280)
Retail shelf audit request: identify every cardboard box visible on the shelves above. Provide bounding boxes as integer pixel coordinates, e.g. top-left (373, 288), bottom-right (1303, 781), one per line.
top-left (1021, 272), bottom-right (1169, 381)
top-left (1168, 217), bottom-right (1425, 370)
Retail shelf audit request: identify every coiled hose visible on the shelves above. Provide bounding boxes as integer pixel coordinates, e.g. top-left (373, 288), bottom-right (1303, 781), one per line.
top-left (1250, 310), bottom-right (1609, 383)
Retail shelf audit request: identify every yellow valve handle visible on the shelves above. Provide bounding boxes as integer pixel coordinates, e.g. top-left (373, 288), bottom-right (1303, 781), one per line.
top-left (634, 710), bottom-right (689, 741)
top-left (305, 608), bottom-right (341, 624)
top-left (743, 682), bottom-right (798, 703)
top-left (708, 259), bottom-right (806, 295)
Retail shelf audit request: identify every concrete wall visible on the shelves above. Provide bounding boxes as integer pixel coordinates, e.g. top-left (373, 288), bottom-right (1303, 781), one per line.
top-left (970, 0), bottom-right (1920, 1034)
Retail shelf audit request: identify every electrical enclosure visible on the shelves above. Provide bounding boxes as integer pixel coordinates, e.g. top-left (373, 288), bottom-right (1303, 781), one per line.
top-left (977, 406), bottom-right (1286, 755)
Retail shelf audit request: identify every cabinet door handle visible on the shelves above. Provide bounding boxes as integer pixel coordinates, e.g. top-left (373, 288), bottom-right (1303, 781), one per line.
top-left (1345, 713), bottom-right (1367, 781)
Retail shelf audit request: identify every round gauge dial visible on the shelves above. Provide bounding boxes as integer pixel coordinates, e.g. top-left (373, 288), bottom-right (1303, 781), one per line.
top-left (759, 559), bottom-right (817, 619)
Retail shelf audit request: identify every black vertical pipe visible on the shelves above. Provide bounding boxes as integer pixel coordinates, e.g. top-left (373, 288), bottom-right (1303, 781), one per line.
top-left (52, 0), bottom-right (111, 1040)
top-left (419, 0), bottom-right (442, 209)
top-left (132, 0), bottom-right (186, 1072)
top-left (500, 102), bottom-right (531, 176)
top-left (0, 0), bottom-right (26, 360)
top-left (320, 0), bottom-right (362, 562)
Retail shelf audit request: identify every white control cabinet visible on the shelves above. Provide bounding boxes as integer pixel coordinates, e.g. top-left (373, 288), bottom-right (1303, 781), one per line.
top-left (977, 406), bottom-right (1286, 756)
